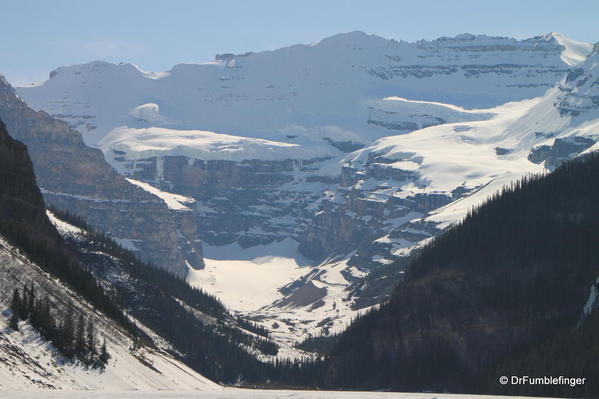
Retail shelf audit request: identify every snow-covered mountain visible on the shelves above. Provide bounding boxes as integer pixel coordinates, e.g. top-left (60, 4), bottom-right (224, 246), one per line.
top-left (13, 32), bottom-right (598, 342)
top-left (341, 41), bottom-right (599, 302)
top-left (343, 40), bottom-right (599, 262)
top-left (19, 31), bottom-right (591, 148)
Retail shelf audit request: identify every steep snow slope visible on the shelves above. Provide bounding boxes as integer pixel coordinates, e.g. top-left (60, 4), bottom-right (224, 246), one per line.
top-left (548, 32), bottom-right (594, 65)
top-left (0, 237), bottom-right (219, 391)
top-left (125, 178), bottom-right (196, 211)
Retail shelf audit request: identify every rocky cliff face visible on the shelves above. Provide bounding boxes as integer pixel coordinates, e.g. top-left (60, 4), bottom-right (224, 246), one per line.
top-left (556, 43), bottom-right (599, 118)
top-left (0, 118), bottom-right (49, 232)
top-left (298, 159), bottom-right (448, 265)
top-left (119, 154), bottom-right (336, 249)
top-left (0, 76), bottom-right (203, 276)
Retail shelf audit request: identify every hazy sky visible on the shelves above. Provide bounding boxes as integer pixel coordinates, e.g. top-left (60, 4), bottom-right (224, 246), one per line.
top-left (2, 0), bottom-right (599, 86)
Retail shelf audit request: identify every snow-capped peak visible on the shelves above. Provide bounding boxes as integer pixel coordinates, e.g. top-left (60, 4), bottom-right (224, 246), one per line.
top-left (538, 32), bottom-right (593, 66)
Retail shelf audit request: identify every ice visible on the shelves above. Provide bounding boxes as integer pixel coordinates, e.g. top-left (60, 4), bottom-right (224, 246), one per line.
top-left (0, 390), bottom-right (551, 398)
top-left (187, 239), bottom-right (313, 313)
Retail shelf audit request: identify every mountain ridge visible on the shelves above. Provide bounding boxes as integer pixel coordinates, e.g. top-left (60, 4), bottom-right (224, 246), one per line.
top-left (27, 30), bottom-right (592, 86)
top-left (11, 32), bottom-right (599, 344)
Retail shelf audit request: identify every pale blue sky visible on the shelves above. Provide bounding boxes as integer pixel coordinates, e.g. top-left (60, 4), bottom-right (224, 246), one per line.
top-left (2, 0), bottom-right (599, 86)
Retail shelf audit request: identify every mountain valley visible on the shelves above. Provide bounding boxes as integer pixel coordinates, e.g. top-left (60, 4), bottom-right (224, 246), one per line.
top-left (13, 32), bottom-right (599, 344)
top-left (1, 27), bottom-right (599, 397)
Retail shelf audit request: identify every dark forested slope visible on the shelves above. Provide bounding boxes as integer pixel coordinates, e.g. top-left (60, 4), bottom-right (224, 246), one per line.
top-left (325, 154), bottom-right (599, 397)
top-left (0, 119), bottom-right (130, 328)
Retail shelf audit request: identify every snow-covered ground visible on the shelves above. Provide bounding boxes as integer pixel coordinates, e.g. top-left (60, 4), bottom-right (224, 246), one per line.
top-left (347, 97), bottom-right (544, 193)
top-left (125, 178), bottom-right (196, 211)
top-left (188, 239), bottom-right (313, 313)
top-left (345, 97), bottom-right (547, 237)
top-left (0, 390), bottom-right (552, 398)
top-left (46, 210), bottom-right (85, 236)
top-left (549, 32), bottom-right (594, 65)
top-left (187, 240), bottom-right (366, 354)
top-left (0, 236), bottom-right (218, 391)
top-left (255, 258), bottom-right (372, 347)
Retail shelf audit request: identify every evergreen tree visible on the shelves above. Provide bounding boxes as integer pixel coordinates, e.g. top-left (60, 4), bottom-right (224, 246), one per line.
top-left (322, 154), bottom-right (599, 394)
top-left (75, 313), bottom-right (86, 359)
top-left (27, 282), bottom-right (35, 318)
top-left (99, 337), bottom-right (110, 366)
top-left (11, 290), bottom-right (103, 366)
top-left (38, 296), bottom-right (54, 340)
top-left (86, 318), bottom-right (96, 363)
top-left (29, 284), bottom-right (41, 330)
top-left (61, 303), bottom-right (75, 357)
top-left (9, 288), bottom-right (20, 331)
top-left (19, 286), bottom-right (28, 319)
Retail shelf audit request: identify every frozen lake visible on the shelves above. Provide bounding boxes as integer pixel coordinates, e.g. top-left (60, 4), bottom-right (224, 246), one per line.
top-left (0, 389), bottom-right (549, 399)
